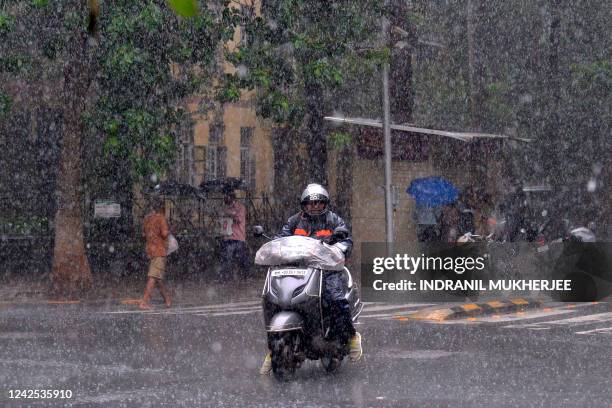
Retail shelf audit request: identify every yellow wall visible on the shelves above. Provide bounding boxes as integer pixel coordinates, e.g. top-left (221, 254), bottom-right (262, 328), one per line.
top-left (350, 158), bottom-right (435, 269)
top-left (347, 145), bottom-right (491, 271)
top-left (222, 103), bottom-right (275, 195)
top-left (184, 97), bottom-right (275, 198)
top-left (179, 1), bottom-right (273, 198)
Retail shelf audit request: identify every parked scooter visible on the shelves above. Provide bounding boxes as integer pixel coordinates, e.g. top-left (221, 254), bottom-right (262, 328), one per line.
top-left (253, 226), bottom-right (363, 379)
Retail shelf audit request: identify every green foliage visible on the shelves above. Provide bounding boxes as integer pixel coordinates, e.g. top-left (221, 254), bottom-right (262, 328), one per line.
top-left (222, 0), bottom-right (383, 128)
top-left (0, 0), bottom-right (237, 186)
top-left (62, 10), bottom-right (81, 31)
top-left (139, 2), bottom-right (164, 31)
top-left (406, 11), bottom-right (424, 27)
top-left (570, 59), bottom-right (612, 93)
top-left (307, 58), bottom-right (343, 85)
top-left (217, 75), bottom-right (241, 103)
top-left (0, 10), bottom-right (14, 32)
top-left (107, 13), bottom-right (136, 39)
top-left (105, 44), bottom-right (148, 76)
top-left (82, 1), bottom-right (236, 180)
top-left (0, 91), bottom-right (12, 116)
top-left (0, 216), bottom-right (49, 235)
top-left (0, 55), bottom-right (30, 73)
top-left (328, 132), bottom-right (352, 150)
top-left (167, 0), bottom-right (199, 18)
top-left (31, 0), bottom-right (49, 8)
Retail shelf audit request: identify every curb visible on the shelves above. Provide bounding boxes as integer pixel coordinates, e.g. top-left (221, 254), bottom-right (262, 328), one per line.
top-left (405, 298), bottom-right (543, 321)
top-left (0, 297), bottom-right (144, 307)
top-left (0, 279), bottom-right (264, 308)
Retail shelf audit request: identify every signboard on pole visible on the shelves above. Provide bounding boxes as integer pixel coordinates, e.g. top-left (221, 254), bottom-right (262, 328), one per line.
top-left (94, 200), bottom-right (121, 218)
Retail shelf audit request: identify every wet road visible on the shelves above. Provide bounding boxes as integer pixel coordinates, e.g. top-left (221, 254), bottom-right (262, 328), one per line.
top-left (0, 292), bottom-right (610, 407)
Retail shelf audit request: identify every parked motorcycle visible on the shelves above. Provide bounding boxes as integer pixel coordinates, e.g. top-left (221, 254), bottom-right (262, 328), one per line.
top-left (253, 226), bottom-right (363, 379)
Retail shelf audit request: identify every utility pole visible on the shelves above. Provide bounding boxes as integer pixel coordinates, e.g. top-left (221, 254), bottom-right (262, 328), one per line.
top-left (382, 3), bottom-right (394, 243)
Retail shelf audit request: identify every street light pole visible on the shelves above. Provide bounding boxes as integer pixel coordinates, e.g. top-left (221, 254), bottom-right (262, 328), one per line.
top-left (382, 7), bottom-right (394, 243)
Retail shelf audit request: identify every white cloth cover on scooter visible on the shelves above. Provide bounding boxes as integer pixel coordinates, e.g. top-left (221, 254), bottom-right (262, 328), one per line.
top-left (255, 236), bottom-right (346, 271)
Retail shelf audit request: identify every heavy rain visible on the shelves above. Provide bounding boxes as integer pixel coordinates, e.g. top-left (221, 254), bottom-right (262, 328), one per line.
top-left (0, 0), bottom-right (610, 407)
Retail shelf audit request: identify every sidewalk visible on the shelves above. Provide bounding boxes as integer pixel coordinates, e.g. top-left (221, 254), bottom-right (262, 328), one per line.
top-left (0, 276), bottom-right (264, 307)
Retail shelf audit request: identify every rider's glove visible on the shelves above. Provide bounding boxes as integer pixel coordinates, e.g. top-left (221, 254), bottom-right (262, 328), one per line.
top-left (333, 242), bottom-right (349, 254)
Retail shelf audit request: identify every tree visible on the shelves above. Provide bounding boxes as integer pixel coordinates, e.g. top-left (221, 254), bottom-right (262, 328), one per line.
top-left (51, 0), bottom-right (100, 294)
top-left (0, 0), bottom-right (236, 295)
top-left (219, 0), bottom-right (384, 188)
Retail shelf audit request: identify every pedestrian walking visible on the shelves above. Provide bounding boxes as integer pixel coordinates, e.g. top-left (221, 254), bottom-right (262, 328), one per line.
top-left (139, 197), bottom-right (172, 310)
top-left (219, 190), bottom-right (249, 281)
top-left (413, 203), bottom-right (441, 242)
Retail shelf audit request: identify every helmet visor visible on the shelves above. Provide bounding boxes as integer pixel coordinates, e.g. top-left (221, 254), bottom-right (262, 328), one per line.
top-left (304, 200), bottom-right (327, 215)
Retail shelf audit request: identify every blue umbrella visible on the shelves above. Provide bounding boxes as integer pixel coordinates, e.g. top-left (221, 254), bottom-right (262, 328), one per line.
top-left (407, 176), bottom-right (459, 207)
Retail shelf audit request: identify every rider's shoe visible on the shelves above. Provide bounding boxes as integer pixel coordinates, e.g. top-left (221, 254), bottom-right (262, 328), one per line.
top-left (349, 332), bottom-right (362, 362)
top-left (259, 352), bottom-right (272, 375)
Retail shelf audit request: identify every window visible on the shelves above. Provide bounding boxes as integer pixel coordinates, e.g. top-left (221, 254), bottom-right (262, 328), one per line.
top-left (209, 122), bottom-right (224, 144)
top-left (239, 4), bottom-right (255, 46)
top-left (240, 127), bottom-right (256, 190)
top-left (204, 122), bottom-right (226, 181)
top-left (175, 120), bottom-right (194, 184)
top-left (240, 126), bottom-right (253, 147)
top-left (194, 146), bottom-right (206, 183)
top-left (205, 145), bottom-right (227, 181)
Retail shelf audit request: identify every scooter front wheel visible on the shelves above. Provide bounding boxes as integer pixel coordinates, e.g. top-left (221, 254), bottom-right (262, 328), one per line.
top-left (320, 356), bottom-right (342, 373)
top-left (270, 332), bottom-right (298, 381)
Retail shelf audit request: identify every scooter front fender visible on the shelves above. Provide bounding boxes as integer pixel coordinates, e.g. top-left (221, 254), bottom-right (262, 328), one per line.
top-left (267, 311), bottom-right (304, 332)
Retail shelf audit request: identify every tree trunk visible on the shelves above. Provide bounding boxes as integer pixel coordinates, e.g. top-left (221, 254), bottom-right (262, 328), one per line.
top-left (51, 1), bottom-right (98, 296)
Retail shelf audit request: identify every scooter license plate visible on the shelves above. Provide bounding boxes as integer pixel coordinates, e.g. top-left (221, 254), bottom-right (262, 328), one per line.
top-left (537, 245), bottom-right (549, 253)
top-left (271, 269), bottom-right (308, 277)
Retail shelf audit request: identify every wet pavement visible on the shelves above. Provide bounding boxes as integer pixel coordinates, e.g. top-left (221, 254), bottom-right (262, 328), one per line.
top-left (0, 281), bottom-right (610, 407)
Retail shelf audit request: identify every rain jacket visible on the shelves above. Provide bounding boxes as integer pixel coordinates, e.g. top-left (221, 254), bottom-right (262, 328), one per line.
top-left (278, 211), bottom-right (353, 255)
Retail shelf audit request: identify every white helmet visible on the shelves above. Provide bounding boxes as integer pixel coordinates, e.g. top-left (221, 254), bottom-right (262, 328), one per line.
top-left (300, 183), bottom-right (330, 216)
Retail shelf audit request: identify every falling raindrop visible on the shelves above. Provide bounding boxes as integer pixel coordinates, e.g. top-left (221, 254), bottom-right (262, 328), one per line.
top-left (236, 65), bottom-right (248, 78)
top-left (586, 179), bottom-right (597, 192)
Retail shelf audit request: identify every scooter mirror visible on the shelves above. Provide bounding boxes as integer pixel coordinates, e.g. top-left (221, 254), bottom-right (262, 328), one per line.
top-left (253, 225), bottom-right (264, 237)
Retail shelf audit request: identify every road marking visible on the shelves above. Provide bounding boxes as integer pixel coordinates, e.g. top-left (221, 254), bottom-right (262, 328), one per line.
top-left (360, 304), bottom-right (433, 318)
top-left (204, 308), bottom-right (262, 317)
top-left (575, 326), bottom-right (612, 335)
top-left (484, 300), bottom-right (507, 309)
top-left (149, 304), bottom-right (262, 316)
top-left (102, 301), bottom-right (436, 319)
top-left (47, 300), bottom-right (81, 305)
top-left (362, 303), bottom-right (433, 313)
top-left (102, 300), bottom-right (261, 314)
top-left (503, 312), bottom-right (612, 329)
top-left (461, 303), bottom-right (481, 312)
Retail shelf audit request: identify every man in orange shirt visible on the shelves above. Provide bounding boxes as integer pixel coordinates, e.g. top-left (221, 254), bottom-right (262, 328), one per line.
top-left (139, 197), bottom-right (172, 310)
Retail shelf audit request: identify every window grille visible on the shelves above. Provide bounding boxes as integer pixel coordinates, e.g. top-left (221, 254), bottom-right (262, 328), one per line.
top-left (239, 127), bottom-right (256, 190)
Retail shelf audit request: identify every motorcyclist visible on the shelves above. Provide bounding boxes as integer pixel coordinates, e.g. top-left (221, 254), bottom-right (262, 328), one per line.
top-left (260, 183), bottom-right (363, 375)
